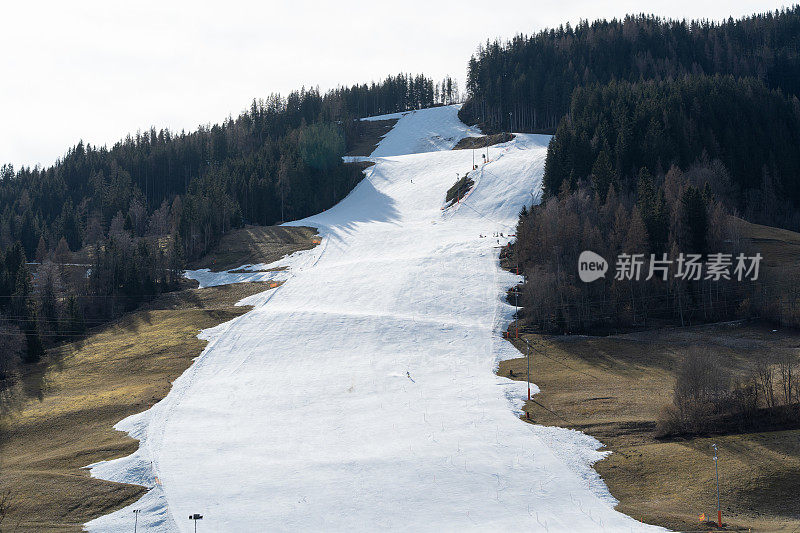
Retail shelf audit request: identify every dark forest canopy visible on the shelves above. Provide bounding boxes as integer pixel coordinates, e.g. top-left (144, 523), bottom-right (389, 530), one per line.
top-left (543, 75), bottom-right (800, 229)
top-left (0, 72), bottom-right (457, 261)
top-left (460, 7), bottom-right (800, 132)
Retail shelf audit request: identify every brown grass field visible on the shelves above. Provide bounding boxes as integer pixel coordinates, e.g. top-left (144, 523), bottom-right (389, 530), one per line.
top-left (734, 217), bottom-right (800, 269)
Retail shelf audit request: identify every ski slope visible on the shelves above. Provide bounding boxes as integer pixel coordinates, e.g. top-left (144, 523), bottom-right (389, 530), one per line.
top-left (87, 104), bottom-right (664, 532)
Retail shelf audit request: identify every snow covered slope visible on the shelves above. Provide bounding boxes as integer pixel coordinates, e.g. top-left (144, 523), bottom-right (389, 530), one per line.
top-left (367, 105), bottom-right (481, 157)
top-left (87, 104), bottom-right (664, 532)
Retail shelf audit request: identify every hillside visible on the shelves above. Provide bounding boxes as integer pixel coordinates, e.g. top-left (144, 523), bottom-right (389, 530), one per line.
top-left (3, 6), bottom-right (800, 532)
top-left (83, 105), bottom-right (663, 532)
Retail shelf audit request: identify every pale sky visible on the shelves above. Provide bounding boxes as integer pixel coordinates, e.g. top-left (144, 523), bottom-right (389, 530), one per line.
top-left (1, 0), bottom-right (792, 168)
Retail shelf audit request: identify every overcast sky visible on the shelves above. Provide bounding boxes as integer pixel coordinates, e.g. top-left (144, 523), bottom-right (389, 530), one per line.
top-left (1, 0), bottom-right (791, 168)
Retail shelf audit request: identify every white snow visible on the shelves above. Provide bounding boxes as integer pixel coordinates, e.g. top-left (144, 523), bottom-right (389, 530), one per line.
top-left (184, 266), bottom-right (283, 289)
top-left (86, 104), bottom-right (665, 532)
top-left (367, 104), bottom-right (482, 158)
top-left (184, 248), bottom-right (319, 289)
top-left (360, 110), bottom-right (410, 122)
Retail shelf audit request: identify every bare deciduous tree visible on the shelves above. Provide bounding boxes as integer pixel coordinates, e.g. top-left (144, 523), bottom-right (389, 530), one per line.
top-left (0, 316), bottom-right (25, 382)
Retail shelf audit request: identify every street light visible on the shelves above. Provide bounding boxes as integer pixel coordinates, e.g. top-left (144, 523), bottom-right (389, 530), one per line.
top-left (712, 444), bottom-right (721, 527)
top-left (514, 286), bottom-right (519, 338)
top-left (133, 509), bottom-right (140, 533)
top-left (520, 337), bottom-right (533, 419)
top-left (189, 513), bottom-right (203, 532)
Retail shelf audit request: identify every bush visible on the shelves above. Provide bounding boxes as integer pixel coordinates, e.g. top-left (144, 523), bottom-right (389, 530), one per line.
top-left (658, 347), bottom-right (798, 438)
top-left (658, 346), bottom-right (732, 436)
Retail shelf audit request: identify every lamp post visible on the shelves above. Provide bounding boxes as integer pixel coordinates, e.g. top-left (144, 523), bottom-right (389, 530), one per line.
top-left (712, 444), bottom-right (721, 527)
top-left (526, 339), bottom-right (530, 400)
top-left (514, 286), bottom-right (519, 338)
top-left (520, 338), bottom-right (533, 419)
top-left (189, 513), bottom-right (203, 532)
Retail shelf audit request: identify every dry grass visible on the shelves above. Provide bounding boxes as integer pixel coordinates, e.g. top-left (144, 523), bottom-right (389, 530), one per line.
top-left (345, 119), bottom-right (399, 157)
top-left (0, 282), bottom-right (273, 531)
top-left (452, 133), bottom-right (514, 150)
top-left (189, 225), bottom-right (318, 272)
top-left (735, 217), bottom-right (800, 269)
top-left (499, 322), bottom-right (800, 531)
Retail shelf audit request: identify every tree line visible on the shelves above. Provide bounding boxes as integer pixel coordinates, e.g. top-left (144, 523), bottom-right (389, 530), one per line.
top-left (511, 76), bottom-right (800, 334)
top-left (544, 75), bottom-right (800, 229)
top-left (460, 7), bottom-right (800, 133)
top-left (325, 73), bottom-right (459, 118)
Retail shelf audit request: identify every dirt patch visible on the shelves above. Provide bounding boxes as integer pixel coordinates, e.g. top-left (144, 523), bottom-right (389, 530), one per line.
top-left (445, 175), bottom-right (474, 207)
top-left (189, 225), bottom-right (318, 272)
top-left (345, 118), bottom-right (399, 157)
top-left (498, 323), bottom-right (800, 531)
top-left (452, 132), bottom-right (514, 150)
top-left (227, 266), bottom-right (288, 274)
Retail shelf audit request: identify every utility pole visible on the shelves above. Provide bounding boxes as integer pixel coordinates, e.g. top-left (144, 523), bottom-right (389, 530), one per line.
top-left (713, 444), bottom-right (721, 527)
top-left (133, 509), bottom-right (140, 533)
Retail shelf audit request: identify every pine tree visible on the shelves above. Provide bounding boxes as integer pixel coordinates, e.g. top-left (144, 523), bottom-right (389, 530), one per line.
top-left (54, 237), bottom-right (72, 265)
top-left (591, 151), bottom-right (616, 200)
top-left (64, 294), bottom-right (85, 335)
top-left (35, 236), bottom-right (48, 263)
top-left (680, 186), bottom-right (708, 254)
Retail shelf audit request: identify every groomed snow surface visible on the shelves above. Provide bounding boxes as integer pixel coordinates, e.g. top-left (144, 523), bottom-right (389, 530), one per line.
top-left (87, 105), bottom-right (664, 532)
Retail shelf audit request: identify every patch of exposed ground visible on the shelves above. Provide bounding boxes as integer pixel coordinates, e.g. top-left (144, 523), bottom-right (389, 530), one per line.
top-left (189, 225), bottom-right (318, 272)
top-left (345, 118), bottom-right (399, 157)
top-left (452, 132), bottom-right (514, 150)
